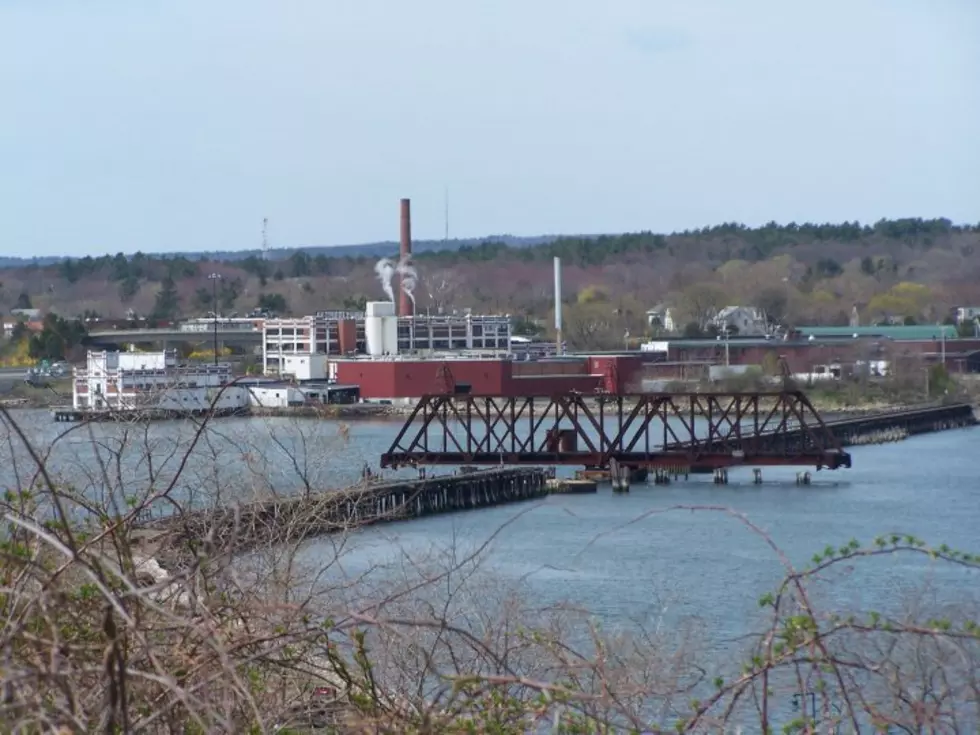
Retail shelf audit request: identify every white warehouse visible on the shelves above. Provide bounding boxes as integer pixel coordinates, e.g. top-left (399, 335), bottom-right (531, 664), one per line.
top-left (73, 350), bottom-right (248, 413)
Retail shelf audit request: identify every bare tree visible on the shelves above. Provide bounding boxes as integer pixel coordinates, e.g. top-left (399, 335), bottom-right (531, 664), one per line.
top-left (0, 403), bottom-right (976, 733)
top-left (673, 283), bottom-right (728, 331)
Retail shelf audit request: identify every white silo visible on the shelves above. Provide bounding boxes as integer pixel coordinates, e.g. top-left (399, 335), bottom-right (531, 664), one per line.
top-left (365, 301), bottom-right (394, 356)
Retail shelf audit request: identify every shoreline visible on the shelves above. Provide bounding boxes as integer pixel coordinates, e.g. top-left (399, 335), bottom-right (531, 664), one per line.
top-left (5, 388), bottom-right (977, 425)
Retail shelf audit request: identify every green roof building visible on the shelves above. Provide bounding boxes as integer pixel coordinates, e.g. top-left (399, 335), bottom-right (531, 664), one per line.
top-left (796, 325), bottom-right (958, 341)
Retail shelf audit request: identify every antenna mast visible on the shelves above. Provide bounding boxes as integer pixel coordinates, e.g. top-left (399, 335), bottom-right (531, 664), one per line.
top-left (261, 217), bottom-right (269, 260)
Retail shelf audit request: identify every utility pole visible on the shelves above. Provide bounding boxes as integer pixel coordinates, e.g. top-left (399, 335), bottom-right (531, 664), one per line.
top-left (208, 272), bottom-right (222, 366)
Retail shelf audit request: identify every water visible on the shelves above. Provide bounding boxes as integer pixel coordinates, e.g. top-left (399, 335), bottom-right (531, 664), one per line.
top-left (304, 422), bottom-right (980, 728)
top-left (305, 423), bottom-right (980, 628)
top-left (3, 409), bottom-right (977, 727)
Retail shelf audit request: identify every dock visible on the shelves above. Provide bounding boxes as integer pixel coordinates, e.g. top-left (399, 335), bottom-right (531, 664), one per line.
top-left (139, 468), bottom-right (550, 561)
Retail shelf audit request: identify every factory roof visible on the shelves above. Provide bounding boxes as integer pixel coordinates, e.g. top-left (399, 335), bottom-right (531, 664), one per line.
top-left (796, 325), bottom-right (958, 340)
top-left (653, 338), bottom-right (787, 349)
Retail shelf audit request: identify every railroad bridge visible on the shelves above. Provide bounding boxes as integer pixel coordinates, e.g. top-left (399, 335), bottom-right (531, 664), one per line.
top-left (380, 390), bottom-right (852, 472)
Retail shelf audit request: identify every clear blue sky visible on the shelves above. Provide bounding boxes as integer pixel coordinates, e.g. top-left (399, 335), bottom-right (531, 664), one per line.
top-left (1, 0), bottom-right (978, 257)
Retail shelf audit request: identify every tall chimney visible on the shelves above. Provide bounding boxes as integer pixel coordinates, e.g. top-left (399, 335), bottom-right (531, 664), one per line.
top-left (553, 256), bottom-right (563, 354)
top-left (399, 198), bottom-right (413, 317)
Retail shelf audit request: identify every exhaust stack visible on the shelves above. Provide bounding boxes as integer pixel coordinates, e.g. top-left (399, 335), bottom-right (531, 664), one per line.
top-left (399, 198), bottom-right (413, 317)
top-left (554, 256), bottom-right (563, 354)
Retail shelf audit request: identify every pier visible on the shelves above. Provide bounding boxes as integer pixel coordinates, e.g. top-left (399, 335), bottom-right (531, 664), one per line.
top-left (139, 468), bottom-right (549, 559)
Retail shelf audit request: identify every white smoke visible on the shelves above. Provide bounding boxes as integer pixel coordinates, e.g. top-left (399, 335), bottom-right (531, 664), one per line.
top-left (396, 254), bottom-right (418, 307)
top-left (374, 254), bottom-right (420, 306)
top-left (374, 258), bottom-right (395, 302)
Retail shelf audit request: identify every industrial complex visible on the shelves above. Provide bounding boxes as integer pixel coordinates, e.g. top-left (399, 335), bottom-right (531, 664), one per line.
top-left (70, 197), bottom-right (980, 416)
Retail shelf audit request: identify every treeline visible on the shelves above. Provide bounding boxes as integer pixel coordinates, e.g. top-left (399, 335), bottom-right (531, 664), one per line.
top-left (20, 217), bottom-right (979, 280)
top-left (422, 217), bottom-right (977, 268)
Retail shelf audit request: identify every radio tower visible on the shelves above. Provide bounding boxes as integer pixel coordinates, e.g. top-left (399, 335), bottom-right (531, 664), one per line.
top-left (261, 217), bottom-right (269, 260)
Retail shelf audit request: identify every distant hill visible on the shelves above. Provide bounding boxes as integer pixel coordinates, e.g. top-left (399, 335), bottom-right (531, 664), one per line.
top-left (0, 234), bottom-right (576, 269)
top-left (2, 217), bottom-right (978, 352)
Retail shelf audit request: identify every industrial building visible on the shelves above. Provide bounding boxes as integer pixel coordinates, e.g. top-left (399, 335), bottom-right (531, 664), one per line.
top-left (334, 355), bottom-right (644, 401)
top-left (73, 350), bottom-right (247, 412)
top-left (262, 305), bottom-right (513, 380)
top-left (260, 198), bottom-right (980, 400)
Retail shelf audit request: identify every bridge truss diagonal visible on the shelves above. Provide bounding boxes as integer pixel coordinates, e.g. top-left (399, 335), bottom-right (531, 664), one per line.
top-left (379, 391), bottom-right (852, 471)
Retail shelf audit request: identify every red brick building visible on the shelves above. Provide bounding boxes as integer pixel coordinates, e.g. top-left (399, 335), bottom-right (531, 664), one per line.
top-left (331, 334), bottom-right (980, 400)
top-left (334, 358), bottom-right (608, 399)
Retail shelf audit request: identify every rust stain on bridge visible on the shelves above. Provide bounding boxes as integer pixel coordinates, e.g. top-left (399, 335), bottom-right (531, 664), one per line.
top-left (380, 391), bottom-right (852, 472)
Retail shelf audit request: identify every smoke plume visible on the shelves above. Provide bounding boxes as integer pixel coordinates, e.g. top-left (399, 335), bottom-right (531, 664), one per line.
top-left (396, 254), bottom-right (418, 307)
top-left (374, 258), bottom-right (395, 302)
top-left (374, 255), bottom-right (419, 306)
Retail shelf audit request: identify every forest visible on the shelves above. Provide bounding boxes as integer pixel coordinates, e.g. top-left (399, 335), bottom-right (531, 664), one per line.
top-left (2, 217), bottom-right (979, 350)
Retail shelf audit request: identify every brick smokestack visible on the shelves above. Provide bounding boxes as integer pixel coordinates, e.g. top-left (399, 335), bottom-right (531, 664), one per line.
top-left (399, 198), bottom-right (413, 317)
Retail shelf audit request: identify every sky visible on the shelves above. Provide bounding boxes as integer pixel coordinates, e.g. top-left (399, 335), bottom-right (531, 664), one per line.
top-left (1, 0), bottom-right (978, 257)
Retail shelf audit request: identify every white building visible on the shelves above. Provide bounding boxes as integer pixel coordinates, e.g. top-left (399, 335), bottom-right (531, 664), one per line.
top-left (245, 384), bottom-right (306, 408)
top-left (262, 304), bottom-right (513, 379)
top-left (639, 340), bottom-right (670, 354)
top-left (73, 350), bottom-right (247, 413)
top-left (645, 305), bottom-right (677, 333)
top-left (954, 307), bottom-right (980, 325)
top-left (712, 306), bottom-right (770, 337)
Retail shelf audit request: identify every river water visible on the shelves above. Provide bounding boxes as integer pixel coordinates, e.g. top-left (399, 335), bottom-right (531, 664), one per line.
top-left (3, 409), bottom-right (978, 727)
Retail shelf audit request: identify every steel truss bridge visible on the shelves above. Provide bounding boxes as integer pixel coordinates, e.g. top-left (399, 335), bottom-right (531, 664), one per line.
top-left (380, 391), bottom-right (852, 472)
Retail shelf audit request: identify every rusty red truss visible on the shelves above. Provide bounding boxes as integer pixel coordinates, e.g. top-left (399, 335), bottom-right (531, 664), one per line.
top-left (379, 391), bottom-right (852, 471)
